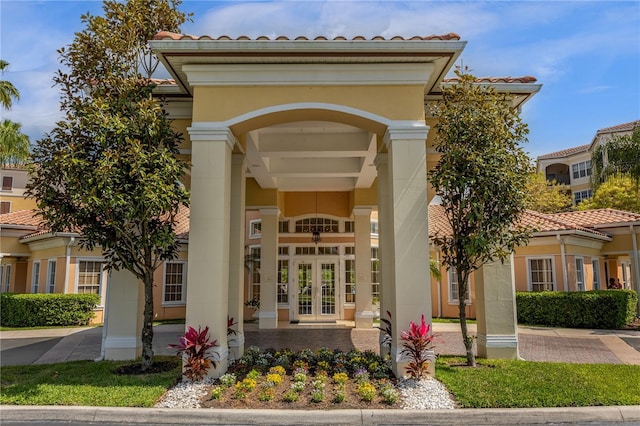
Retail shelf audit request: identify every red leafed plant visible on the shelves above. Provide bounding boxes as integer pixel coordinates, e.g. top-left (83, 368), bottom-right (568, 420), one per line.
top-left (169, 325), bottom-right (218, 382)
top-left (400, 315), bottom-right (435, 379)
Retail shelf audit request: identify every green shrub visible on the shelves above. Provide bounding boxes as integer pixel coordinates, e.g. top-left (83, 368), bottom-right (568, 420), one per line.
top-left (0, 293), bottom-right (100, 327)
top-left (516, 290), bottom-right (637, 329)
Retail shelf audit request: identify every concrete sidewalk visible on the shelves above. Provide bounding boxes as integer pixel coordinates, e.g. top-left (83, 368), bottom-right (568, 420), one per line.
top-left (1, 322), bottom-right (638, 366)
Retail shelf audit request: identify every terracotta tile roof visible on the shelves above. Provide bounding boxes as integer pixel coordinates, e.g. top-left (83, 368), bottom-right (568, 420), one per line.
top-left (442, 76), bottom-right (538, 84)
top-left (153, 31), bottom-right (461, 41)
top-left (427, 205), bottom-right (611, 240)
top-left (0, 210), bottom-right (43, 228)
top-left (550, 208), bottom-right (640, 228)
top-left (173, 205), bottom-right (190, 240)
top-left (537, 144), bottom-right (590, 160)
top-left (596, 120), bottom-right (640, 136)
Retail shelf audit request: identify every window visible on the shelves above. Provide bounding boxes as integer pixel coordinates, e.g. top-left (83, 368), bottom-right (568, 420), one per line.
top-left (448, 268), bottom-right (470, 303)
top-left (592, 259), bottom-right (601, 290)
top-left (371, 247), bottom-right (380, 300)
top-left (31, 261), bottom-right (40, 293)
top-left (622, 262), bottom-right (630, 289)
top-left (0, 264), bottom-right (10, 292)
top-left (575, 258), bottom-right (585, 291)
top-left (370, 220), bottom-right (379, 237)
top-left (249, 246), bottom-right (261, 301)
top-left (295, 246), bottom-right (316, 256)
top-left (573, 189), bottom-right (592, 205)
top-left (317, 246), bottom-right (339, 255)
top-left (295, 217), bottom-right (338, 233)
top-left (0, 201), bottom-right (10, 214)
top-left (344, 221), bottom-right (355, 233)
top-left (344, 259), bottom-right (355, 303)
top-left (47, 260), bottom-right (57, 293)
top-left (2, 176), bottom-right (13, 191)
top-left (249, 220), bottom-right (261, 239)
top-left (571, 160), bottom-right (591, 179)
top-left (77, 260), bottom-right (103, 295)
top-left (529, 258), bottom-right (554, 291)
top-left (279, 220), bottom-right (289, 233)
top-left (344, 246), bottom-right (355, 255)
top-left (277, 259), bottom-right (289, 304)
top-left (163, 262), bottom-right (186, 304)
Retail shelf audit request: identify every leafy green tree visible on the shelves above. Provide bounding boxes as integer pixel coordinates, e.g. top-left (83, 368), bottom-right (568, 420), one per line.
top-left (577, 175), bottom-right (640, 213)
top-left (591, 123), bottom-right (640, 187)
top-left (0, 60), bottom-right (20, 110)
top-left (526, 172), bottom-right (573, 213)
top-left (27, 0), bottom-right (190, 371)
top-left (428, 68), bottom-right (533, 367)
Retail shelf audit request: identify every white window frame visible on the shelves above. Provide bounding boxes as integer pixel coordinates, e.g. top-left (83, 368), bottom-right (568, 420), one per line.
top-left (249, 219), bottom-right (262, 239)
top-left (575, 257), bottom-right (585, 291)
top-left (571, 160), bottom-right (591, 180)
top-left (277, 247), bottom-right (290, 306)
top-left (573, 189), bottom-right (593, 205)
top-left (47, 259), bottom-right (57, 293)
top-left (371, 246), bottom-right (380, 301)
top-left (370, 220), bottom-right (379, 237)
top-left (592, 259), bottom-right (601, 290)
top-left (248, 245), bottom-right (261, 301)
top-left (527, 257), bottom-right (555, 292)
top-left (448, 268), bottom-right (471, 305)
top-left (31, 261), bottom-right (41, 293)
top-left (1, 175), bottom-right (13, 191)
top-left (75, 258), bottom-right (106, 305)
top-left (162, 261), bottom-right (187, 306)
top-left (4, 264), bottom-right (10, 292)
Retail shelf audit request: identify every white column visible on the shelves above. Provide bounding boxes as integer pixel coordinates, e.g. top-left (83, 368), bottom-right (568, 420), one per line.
top-left (383, 122), bottom-right (431, 377)
top-left (259, 208), bottom-right (280, 329)
top-left (228, 154), bottom-right (246, 361)
top-left (184, 125), bottom-right (235, 377)
top-left (354, 207), bottom-right (373, 328)
top-left (103, 269), bottom-right (143, 360)
top-left (475, 255), bottom-right (519, 359)
top-left (375, 153), bottom-right (392, 358)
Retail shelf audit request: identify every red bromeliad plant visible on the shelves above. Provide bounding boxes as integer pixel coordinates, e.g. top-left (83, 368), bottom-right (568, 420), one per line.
top-left (400, 315), bottom-right (435, 379)
top-left (169, 325), bottom-right (218, 382)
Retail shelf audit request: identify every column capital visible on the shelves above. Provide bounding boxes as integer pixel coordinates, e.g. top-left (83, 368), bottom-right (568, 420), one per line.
top-left (352, 207), bottom-right (372, 217)
top-left (188, 122), bottom-right (237, 150)
top-left (374, 152), bottom-right (388, 168)
top-left (259, 207), bottom-right (280, 217)
top-left (383, 121), bottom-right (429, 149)
top-left (232, 154), bottom-right (247, 166)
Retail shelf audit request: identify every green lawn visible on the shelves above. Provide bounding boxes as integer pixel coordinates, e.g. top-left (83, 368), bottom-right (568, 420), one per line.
top-left (2, 355), bottom-right (639, 408)
top-left (436, 356), bottom-right (640, 408)
top-left (0, 357), bottom-right (181, 407)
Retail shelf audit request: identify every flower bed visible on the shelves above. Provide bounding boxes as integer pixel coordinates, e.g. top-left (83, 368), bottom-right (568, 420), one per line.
top-left (200, 346), bottom-right (401, 409)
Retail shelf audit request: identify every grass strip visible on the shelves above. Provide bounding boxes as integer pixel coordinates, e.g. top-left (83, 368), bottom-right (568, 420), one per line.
top-left (435, 356), bottom-right (640, 408)
top-left (1, 356), bottom-right (181, 407)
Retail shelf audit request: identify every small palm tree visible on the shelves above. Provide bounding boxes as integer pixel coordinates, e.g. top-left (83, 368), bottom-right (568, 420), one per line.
top-left (0, 60), bottom-right (20, 110)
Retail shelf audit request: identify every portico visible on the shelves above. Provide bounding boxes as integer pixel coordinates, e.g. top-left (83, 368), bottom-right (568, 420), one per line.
top-left (111, 32), bottom-right (531, 377)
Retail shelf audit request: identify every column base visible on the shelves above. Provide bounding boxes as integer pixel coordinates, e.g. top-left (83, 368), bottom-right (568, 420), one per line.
top-left (355, 310), bottom-right (374, 328)
top-left (103, 336), bottom-right (141, 361)
top-left (228, 332), bottom-right (245, 362)
top-left (199, 345), bottom-right (229, 379)
top-left (258, 311), bottom-right (278, 329)
top-left (390, 346), bottom-right (435, 378)
top-left (477, 334), bottom-right (519, 359)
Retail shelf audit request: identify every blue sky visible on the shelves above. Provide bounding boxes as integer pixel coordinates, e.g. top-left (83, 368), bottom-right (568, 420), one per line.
top-left (1, 1), bottom-right (638, 159)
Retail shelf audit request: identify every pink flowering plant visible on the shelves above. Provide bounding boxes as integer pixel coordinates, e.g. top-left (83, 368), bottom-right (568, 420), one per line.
top-left (169, 325), bottom-right (218, 382)
top-left (400, 315), bottom-right (435, 379)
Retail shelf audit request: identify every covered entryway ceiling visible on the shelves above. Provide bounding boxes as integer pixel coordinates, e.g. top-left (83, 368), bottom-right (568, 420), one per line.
top-left (246, 121), bottom-right (376, 191)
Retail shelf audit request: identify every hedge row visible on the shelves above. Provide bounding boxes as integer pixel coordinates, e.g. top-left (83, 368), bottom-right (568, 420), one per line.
top-left (0, 293), bottom-right (100, 327)
top-left (516, 290), bottom-right (638, 329)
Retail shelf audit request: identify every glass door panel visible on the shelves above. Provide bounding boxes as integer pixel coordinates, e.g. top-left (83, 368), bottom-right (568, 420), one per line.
top-left (297, 262), bottom-right (313, 316)
top-left (320, 263), bottom-right (336, 315)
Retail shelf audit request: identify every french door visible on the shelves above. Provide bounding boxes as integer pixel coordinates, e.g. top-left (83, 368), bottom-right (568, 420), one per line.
top-left (293, 259), bottom-right (339, 321)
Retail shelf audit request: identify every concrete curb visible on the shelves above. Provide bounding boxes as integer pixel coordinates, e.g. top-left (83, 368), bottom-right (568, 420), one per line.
top-left (2, 405), bottom-right (640, 425)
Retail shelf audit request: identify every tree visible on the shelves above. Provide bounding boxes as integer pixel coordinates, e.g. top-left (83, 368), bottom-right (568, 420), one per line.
top-left (591, 123), bottom-right (640, 188)
top-left (0, 60), bottom-right (30, 167)
top-left (0, 119), bottom-right (30, 167)
top-left (0, 60), bottom-right (20, 110)
top-left (577, 175), bottom-right (640, 213)
top-left (525, 172), bottom-right (573, 213)
top-left (27, 0), bottom-right (191, 371)
top-left (428, 68), bottom-right (533, 367)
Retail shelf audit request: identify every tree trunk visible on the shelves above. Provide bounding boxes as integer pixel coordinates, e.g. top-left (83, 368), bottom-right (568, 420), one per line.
top-left (458, 272), bottom-right (476, 367)
top-left (140, 268), bottom-right (155, 371)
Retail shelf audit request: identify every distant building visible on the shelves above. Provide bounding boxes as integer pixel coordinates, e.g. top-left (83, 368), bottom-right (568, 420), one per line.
top-left (0, 167), bottom-right (36, 214)
top-left (536, 120), bottom-right (639, 205)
